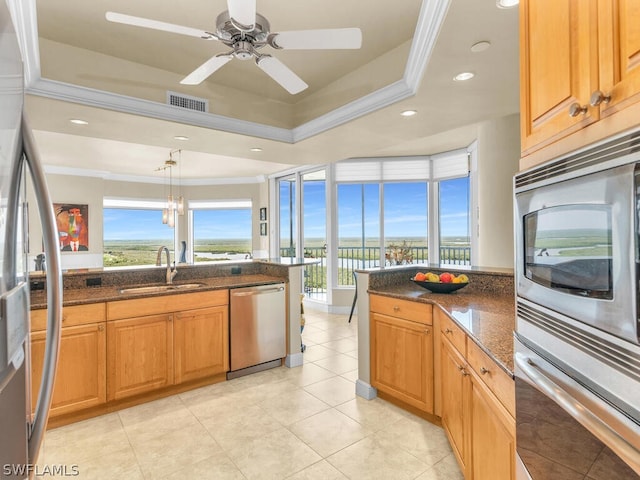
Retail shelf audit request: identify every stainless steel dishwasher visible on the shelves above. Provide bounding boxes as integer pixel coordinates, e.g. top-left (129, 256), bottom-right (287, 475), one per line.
top-left (228, 283), bottom-right (286, 379)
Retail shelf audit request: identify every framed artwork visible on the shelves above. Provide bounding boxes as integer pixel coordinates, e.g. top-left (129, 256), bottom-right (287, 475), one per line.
top-left (54, 203), bottom-right (89, 252)
top-left (259, 207), bottom-right (267, 221)
top-left (260, 222), bottom-right (267, 236)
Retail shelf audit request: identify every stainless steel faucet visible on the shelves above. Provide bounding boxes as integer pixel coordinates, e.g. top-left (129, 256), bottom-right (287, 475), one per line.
top-left (156, 246), bottom-right (177, 284)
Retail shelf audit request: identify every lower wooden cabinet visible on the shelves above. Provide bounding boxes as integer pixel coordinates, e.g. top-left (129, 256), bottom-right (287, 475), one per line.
top-left (30, 322), bottom-right (106, 416)
top-left (371, 312), bottom-right (434, 413)
top-left (107, 314), bottom-right (174, 401)
top-left (174, 305), bottom-right (229, 383)
top-left (469, 370), bottom-right (516, 480)
top-left (440, 335), bottom-right (471, 475)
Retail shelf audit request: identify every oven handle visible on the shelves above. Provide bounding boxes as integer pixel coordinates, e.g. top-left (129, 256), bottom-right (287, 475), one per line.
top-left (515, 353), bottom-right (640, 474)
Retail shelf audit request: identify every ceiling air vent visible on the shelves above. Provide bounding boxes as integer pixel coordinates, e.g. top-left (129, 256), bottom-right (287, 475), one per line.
top-left (166, 91), bottom-right (209, 113)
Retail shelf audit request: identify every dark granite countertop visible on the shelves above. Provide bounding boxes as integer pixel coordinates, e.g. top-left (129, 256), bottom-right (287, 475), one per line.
top-left (30, 274), bottom-right (286, 309)
top-left (368, 284), bottom-right (515, 376)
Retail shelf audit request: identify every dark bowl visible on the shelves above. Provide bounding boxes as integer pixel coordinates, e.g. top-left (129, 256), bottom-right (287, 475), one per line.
top-left (411, 279), bottom-right (468, 293)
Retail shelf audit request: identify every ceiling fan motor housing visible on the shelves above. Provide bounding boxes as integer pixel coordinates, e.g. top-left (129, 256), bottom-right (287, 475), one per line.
top-left (216, 11), bottom-right (270, 44)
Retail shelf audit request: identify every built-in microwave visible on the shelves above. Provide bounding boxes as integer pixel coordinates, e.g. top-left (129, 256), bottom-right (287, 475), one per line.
top-left (514, 130), bottom-right (640, 478)
top-left (515, 132), bottom-right (640, 346)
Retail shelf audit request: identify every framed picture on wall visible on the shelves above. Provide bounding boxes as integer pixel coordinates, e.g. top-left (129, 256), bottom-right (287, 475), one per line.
top-left (259, 207), bottom-right (267, 221)
top-left (54, 203), bottom-right (89, 252)
top-left (260, 222), bottom-right (267, 236)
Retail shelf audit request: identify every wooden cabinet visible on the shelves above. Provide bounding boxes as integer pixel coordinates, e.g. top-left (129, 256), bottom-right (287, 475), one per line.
top-left (437, 308), bottom-right (516, 480)
top-left (174, 305), bottom-right (229, 383)
top-left (370, 295), bottom-right (434, 413)
top-left (469, 369), bottom-right (516, 480)
top-left (520, 0), bottom-right (640, 162)
top-left (107, 314), bottom-right (174, 401)
top-left (30, 304), bottom-right (107, 416)
top-left (440, 334), bottom-right (471, 476)
top-left (106, 289), bottom-right (229, 401)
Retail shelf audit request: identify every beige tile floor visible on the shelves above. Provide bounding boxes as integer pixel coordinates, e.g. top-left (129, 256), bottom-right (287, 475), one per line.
top-left (38, 310), bottom-right (463, 479)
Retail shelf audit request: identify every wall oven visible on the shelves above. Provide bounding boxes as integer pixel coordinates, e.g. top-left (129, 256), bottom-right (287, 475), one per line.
top-left (514, 130), bottom-right (640, 479)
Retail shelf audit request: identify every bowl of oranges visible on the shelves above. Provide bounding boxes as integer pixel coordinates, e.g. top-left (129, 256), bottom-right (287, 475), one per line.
top-left (411, 271), bottom-right (469, 293)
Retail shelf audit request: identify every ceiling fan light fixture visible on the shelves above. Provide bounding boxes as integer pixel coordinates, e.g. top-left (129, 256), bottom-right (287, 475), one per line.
top-left (454, 72), bottom-right (475, 82)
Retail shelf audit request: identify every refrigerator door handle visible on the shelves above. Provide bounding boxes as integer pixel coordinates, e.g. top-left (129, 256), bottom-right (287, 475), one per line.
top-left (21, 114), bottom-right (63, 465)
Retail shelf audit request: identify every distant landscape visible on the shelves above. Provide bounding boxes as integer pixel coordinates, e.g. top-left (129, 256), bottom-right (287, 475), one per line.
top-left (103, 236), bottom-right (470, 267)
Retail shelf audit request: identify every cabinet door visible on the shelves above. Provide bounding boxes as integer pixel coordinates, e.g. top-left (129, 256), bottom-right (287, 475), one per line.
top-left (598, 0), bottom-right (640, 117)
top-left (520, 0), bottom-right (599, 154)
top-left (30, 323), bottom-right (106, 416)
top-left (107, 314), bottom-right (173, 401)
top-left (174, 305), bottom-right (229, 383)
top-left (440, 336), bottom-right (470, 475)
top-left (370, 312), bottom-right (433, 413)
top-left (470, 372), bottom-right (516, 480)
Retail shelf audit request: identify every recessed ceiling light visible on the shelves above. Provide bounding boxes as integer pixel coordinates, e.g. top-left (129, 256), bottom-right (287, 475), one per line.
top-left (453, 72), bottom-right (475, 82)
top-left (250, 147), bottom-right (263, 152)
top-left (69, 119), bottom-right (88, 125)
top-left (173, 135), bottom-right (189, 141)
top-left (496, 0), bottom-right (518, 8)
top-left (400, 110), bottom-right (417, 117)
top-left (471, 41), bottom-right (491, 53)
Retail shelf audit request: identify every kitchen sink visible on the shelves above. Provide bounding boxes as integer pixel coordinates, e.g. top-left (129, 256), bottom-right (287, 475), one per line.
top-left (118, 283), bottom-right (206, 294)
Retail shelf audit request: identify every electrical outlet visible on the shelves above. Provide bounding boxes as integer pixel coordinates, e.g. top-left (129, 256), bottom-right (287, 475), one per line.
top-left (86, 277), bottom-right (102, 287)
top-left (231, 266), bottom-right (241, 275)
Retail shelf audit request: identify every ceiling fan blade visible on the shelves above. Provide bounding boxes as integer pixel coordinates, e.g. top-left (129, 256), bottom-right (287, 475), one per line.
top-left (180, 55), bottom-right (233, 85)
top-left (227, 0), bottom-right (256, 30)
top-left (271, 28), bottom-right (362, 50)
top-left (256, 56), bottom-right (308, 94)
top-left (106, 12), bottom-right (216, 40)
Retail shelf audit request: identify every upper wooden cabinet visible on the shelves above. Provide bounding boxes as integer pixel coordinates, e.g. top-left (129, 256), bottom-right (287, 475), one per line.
top-left (520, 0), bottom-right (640, 162)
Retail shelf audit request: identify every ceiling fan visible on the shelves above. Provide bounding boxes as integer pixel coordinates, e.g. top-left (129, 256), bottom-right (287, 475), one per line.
top-left (105, 0), bottom-right (362, 95)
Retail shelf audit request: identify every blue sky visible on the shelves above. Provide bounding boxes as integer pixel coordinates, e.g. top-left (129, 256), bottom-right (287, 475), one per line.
top-left (284, 178), bottom-right (470, 241)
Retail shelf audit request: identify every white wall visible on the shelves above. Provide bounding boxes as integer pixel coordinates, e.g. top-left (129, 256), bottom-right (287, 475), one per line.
top-left (28, 172), bottom-right (269, 270)
top-left (475, 114), bottom-right (520, 269)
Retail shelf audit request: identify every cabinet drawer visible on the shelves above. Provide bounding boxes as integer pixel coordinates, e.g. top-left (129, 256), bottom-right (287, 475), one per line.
top-left (370, 295), bottom-right (432, 325)
top-left (439, 310), bottom-right (466, 357)
top-left (31, 303), bottom-right (106, 332)
top-left (467, 338), bottom-right (515, 418)
top-left (107, 289), bottom-right (229, 320)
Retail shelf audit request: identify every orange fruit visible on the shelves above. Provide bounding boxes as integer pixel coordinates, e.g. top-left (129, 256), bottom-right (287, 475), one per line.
top-left (414, 272), bottom-right (426, 281)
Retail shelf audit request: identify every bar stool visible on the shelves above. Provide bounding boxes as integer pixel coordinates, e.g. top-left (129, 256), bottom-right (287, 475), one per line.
top-left (348, 271), bottom-right (357, 323)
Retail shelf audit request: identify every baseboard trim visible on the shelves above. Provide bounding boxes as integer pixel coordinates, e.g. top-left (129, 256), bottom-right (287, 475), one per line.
top-left (286, 352), bottom-right (304, 368)
top-left (355, 380), bottom-right (377, 400)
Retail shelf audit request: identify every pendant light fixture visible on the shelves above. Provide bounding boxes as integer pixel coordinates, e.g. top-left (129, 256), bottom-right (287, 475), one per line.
top-left (158, 149), bottom-right (185, 227)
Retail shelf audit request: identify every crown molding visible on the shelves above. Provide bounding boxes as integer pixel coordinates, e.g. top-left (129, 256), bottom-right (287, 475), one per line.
top-left (43, 164), bottom-right (265, 185)
top-left (16, 0), bottom-right (449, 145)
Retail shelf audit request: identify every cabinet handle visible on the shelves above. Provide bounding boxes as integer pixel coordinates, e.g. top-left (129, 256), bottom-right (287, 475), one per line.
top-left (393, 306), bottom-right (400, 311)
top-left (98, 324), bottom-right (105, 332)
top-left (480, 366), bottom-right (489, 375)
top-left (424, 329), bottom-right (430, 335)
top-left (461, 369), bottom-right (470, 377)
top-left (457, 364), bottom-right (465, 371)
top-left (62, 315), bottom-right (67, 324)
top-left (568, 103), bottom-right (588, 117)
top-left (590, 90), bottom-right (611, 107)
top-left (445, 328), bottom-right (453, 335)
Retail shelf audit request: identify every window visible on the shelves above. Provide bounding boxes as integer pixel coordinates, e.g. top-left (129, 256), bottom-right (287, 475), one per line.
top-left (103, 199), bottom-right (175, 267)
top-left (439, 176), bottom-right (471, 265)
top-left (337, 183), bottom-right (380, 285)
top-left (279, 177), bottom-right (296, 257)
top-left (189, 200), bottom-right (252, 262)
top-left (384, 182), bottom-right (428, 265)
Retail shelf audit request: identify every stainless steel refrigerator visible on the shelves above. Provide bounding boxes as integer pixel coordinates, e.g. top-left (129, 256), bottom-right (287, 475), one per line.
top-left (0, 1), bottom-right (63, 478)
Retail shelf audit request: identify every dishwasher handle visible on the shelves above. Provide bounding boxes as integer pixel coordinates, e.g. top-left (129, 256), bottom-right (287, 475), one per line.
top-left (231, 286), bottom-right (285, 297)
